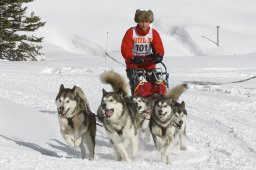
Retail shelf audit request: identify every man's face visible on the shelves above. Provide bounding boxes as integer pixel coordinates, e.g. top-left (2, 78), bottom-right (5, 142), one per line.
top-left (138, 21), bottom-right (150, 30)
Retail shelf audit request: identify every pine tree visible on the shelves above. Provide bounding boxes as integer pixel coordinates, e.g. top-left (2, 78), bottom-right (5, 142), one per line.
top-left (0, 0), bottom-right (46, 61)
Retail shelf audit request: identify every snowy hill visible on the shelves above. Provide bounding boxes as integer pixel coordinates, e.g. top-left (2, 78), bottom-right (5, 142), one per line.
top-left (0, 0), bottom-right (256, 169)
top-left (30, 0), bottom-right (256, 58)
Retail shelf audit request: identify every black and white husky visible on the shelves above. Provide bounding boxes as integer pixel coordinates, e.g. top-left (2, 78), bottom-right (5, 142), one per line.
top-left (55, 85), bottom-right (96, 160)
top-left (97, 70), bottom-right (138, 163)
top-left (149, 84), bottom-right (188, 164)
top-left (170, 100), bottom-right (187, 151)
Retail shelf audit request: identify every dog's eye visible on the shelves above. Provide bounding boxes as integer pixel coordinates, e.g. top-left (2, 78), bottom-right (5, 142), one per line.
top-left (59, 99), bottom-right (62, 102)
top-left (66, 100), bottom-right (70, 103)
top-left (109, 99), bottom-right (114, 102)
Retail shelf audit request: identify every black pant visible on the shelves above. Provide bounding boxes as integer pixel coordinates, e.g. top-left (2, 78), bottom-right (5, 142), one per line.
top-left (126, 68), bottom-right (157, 95)
top-left (126, 68), bottom-right (137, 95)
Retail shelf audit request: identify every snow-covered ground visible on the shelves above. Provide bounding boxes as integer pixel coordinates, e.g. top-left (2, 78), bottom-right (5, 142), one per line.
top-left (1, 0), bottom-right (256, 169)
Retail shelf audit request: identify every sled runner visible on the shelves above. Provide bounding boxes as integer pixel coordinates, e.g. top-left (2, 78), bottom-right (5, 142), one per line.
top-left (131, 57), bottom-right (169, 99)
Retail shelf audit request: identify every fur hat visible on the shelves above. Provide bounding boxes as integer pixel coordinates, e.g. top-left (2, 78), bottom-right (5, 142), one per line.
top-left (134, 9), bottom-right (154, 23)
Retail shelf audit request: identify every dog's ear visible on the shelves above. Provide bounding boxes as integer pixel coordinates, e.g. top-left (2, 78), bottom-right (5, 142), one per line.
top-left (73, 86), bottom-right (86, 101)
top-left (59, 84), bottom-right (65, 92)
top-left (102, 89), bottom-right (108, 96)
top-left (152, 99), bottom-right (158, 107)
top-left (120, 91), bottom-right (126, 100)
top-left (168, 98), bottom-right (173, 105)
top-left (181, 101), bottom-right (185, 108)
top-left (170, 100), bottom-right (176, 108)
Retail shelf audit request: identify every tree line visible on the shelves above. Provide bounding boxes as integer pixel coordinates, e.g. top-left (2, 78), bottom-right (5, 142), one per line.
top-left (0, 0), bottom-right (45, 61)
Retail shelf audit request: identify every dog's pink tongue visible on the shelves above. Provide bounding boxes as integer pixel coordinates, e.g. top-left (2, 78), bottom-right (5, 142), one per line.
top-left (106, 109), bottom-right (113, 117)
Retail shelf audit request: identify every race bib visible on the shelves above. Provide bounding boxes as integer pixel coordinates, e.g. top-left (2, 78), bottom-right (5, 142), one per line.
top-left (132, 27), bottom-right (153, 56)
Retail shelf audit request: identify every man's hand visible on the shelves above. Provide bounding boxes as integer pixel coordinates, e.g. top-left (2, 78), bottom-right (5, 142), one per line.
top-left (153, 54), bottom-right (163, 64)
top-left (131, 56), bottom-right (144, 64)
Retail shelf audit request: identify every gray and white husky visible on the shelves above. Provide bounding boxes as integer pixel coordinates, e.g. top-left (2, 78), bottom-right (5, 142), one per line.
top-left (130, 96), bottom-right (153, 143)
top-left (166, 83), bottom-right (188, 151)
top-left (97, 70), bottom-right (138, 163)
top-left (55, 84), bottom-right (96, 160)
top-left (149, 83), bottom-right (188, 164)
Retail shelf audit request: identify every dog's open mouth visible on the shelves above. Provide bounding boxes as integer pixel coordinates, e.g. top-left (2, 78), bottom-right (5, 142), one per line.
top-left (105, 109), bottom-right (114, 118)
top-left (137, 106), bottom-right (142, 111)
top-left (158, 114), bottom-right (164, 118)
top-left (158, 112), bottom-right (167, 119)
top-left (174, 122), bottom-right (182, 129)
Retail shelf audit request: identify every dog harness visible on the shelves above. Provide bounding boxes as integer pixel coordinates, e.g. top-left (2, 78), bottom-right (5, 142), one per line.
top-left (153, 114), bottom-right (173, 136)
top-left (67, 117), bottom-right (74, 129)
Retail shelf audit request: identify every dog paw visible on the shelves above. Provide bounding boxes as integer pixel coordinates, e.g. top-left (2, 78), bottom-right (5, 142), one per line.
top-left (166, 160), bottom-right (171, 165)
top-left (180, 146), bottom-right (187, 151)
top-left (165, 156), bottom-right (171, 164)
top-left (131, 155), bottom-right (137, 161)
top-left (66, 140), bottom-right (76, 148)
top-left (88, 156), bottom-right (94, 160)
top-left (74, 138), bottom-right (82, 148)
top-left (125, 158), bottom-right (132, 163)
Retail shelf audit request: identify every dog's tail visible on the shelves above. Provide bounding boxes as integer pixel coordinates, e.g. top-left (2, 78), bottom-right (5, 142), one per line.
top-left (166, 83), bottom-right (188, 101)
top-left (100, 70), bottom-right (129, 97)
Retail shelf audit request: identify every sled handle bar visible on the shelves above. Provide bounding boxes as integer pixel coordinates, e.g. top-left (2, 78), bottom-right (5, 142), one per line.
top-left (159, 61), bottom-right (167, 73)
top-left (136, 56), bottom-right (168, 73)
top-left (134, 56), bottom-right (169, 87)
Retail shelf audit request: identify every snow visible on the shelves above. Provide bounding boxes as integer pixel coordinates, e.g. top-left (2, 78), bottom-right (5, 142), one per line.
top-left (1, 0), bottom-right (256, 169)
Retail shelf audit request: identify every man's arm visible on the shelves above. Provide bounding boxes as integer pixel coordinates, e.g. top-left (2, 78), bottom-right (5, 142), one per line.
top-left (152, 29), bottom-right (164, 56)
top-left (121, 28), bottom-right (134, 62)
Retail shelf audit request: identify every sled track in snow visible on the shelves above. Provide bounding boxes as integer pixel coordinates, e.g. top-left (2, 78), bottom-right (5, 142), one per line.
top-left (189, 110), bottom-right (256, 158)
top-left (186, 89), bottom-right (256, 167)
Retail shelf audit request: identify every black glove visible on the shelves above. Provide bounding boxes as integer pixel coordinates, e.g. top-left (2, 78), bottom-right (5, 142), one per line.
top-left (153, 54), bottom-right (163, 64)
top-left (131, 56), bottom-right (144, 64)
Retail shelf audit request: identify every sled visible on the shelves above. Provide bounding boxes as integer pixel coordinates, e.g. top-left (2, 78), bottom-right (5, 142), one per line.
top-left (132, 59), bottom-right (169, 99)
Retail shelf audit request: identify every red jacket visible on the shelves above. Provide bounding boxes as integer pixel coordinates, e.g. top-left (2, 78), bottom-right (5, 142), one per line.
top-left (121, 24), bottom-right (164, 70)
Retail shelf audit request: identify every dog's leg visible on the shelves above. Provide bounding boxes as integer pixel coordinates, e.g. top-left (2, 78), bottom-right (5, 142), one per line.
top-left (74, 137), bottom-right (82, 148)
top-left (137, 129), bottom-right (144, 143)
top-left (113, 145), bottom-right (122, 161)
top-left (63, 134), bottom-right (76, 148)
top-left (141, 118), bottom-right (150, 130)
top-left (115, 142), bottom-right (131, 163)
top-left (161, 152), bottom-right (170, 164)
top-left (163, 137), bottom-right (175, 164)
top-left (140, 119), bottom-right (150, 143)
top-left (144, 128), bottom-right (151, 143)
top-left (166, 156), bottom-right (171, 164)
top-left (130, 135), bottom-right (139, 160)
top-left (84, 132), bottom-right (95, 160)
top-left (179, 127), bottom-right (187, 151)
top-left (154, 136), bottom-right (168, 163)
top-left (161, 152), bottom-right (164, 161)
top-left (154, 136), bottom-right (163, 151)
top-left (79, 142), bottom-right (86, 159)
top-left (160, 144), bottom-right (166, 161)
